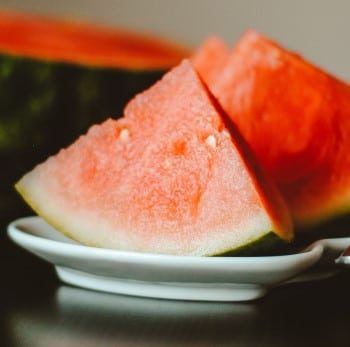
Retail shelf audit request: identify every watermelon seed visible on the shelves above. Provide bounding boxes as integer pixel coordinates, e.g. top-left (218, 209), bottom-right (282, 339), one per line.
top-left (119, 128), bottom-right (130, 142)
top-left (205, 135), bottom-right (217, 148)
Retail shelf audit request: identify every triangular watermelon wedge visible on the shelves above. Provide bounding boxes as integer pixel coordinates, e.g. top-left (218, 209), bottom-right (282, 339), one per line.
top-left (15, 60), bottom-right (292, 256)
top-left (193, 31), bottom-right (350, 228)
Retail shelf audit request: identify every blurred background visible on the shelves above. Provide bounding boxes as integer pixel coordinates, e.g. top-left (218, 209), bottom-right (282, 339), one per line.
top-left (0, 0), bottom-right (349, 81)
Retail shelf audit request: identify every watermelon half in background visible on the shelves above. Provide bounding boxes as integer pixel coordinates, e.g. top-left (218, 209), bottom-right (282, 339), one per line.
top-left (193, 30), bottom-right (350, 231)
top-left (15, 60), bottom-right (293, 256)
top-left (0, 11), bottom-right (189, 221)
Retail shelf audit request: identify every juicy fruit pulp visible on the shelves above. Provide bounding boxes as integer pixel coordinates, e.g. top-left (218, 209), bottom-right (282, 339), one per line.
top-left (193, 31), bottom-right (350, 227)
top-left (15, 60), bottom-right (292, 256)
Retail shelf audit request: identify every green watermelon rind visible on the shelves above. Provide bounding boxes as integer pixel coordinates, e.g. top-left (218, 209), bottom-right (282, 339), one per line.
top-left (0, 52), bottom-right (166, 154)
top-left (218, 231), bottom-right (291, 256)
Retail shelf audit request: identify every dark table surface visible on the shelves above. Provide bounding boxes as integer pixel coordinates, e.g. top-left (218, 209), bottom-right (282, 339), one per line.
top-left (2, 211), bottom-right (350, 347)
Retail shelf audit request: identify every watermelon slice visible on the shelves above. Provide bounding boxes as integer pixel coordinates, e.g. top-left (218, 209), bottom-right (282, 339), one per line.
top-left (193, 30), bottom-right (350, 228)
top-left (15, 60), bottom-right (292, 256)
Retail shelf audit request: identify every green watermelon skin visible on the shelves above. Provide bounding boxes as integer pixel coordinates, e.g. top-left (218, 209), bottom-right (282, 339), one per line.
top-left (0, 53), bottom-right (169, 221)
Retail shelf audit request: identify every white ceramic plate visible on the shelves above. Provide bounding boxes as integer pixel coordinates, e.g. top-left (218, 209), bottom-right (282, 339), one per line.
top-left (7, 216), bottom-right (350, 302)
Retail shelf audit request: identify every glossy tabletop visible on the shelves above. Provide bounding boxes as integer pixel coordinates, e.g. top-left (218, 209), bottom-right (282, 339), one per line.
top-left (2, 212), bottom-right (350, 347)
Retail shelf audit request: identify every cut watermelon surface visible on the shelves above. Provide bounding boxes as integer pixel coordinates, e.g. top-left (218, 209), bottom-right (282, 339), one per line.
top-left (193, 30), bottom-right (350, 228)
top-left (15, 60), bottom-right (292, 256)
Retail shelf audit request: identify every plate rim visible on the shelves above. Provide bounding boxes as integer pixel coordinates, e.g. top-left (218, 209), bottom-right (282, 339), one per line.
top-left (7, 215), bottom-right (350, 301)
top-left (7, 215), bottom-right (330, 265)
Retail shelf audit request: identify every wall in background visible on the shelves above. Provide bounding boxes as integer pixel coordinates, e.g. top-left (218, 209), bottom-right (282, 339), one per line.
top-left (0, 0), bottom-right (349, 81)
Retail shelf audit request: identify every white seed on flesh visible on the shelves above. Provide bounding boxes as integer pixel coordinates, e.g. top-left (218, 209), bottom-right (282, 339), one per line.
top-left (119, 128), bottom-right (130, 142)
top-left (205, 135), bottom-right (217, 149)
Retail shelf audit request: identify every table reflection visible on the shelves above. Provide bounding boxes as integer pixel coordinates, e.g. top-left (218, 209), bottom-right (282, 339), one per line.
top-left (8, 285), bottom-right (265, 347)
top-left (5, 268), bottom-right (350, 347)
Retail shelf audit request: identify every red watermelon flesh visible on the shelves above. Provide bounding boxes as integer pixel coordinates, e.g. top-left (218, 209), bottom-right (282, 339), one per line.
top-left (193, 30), bottom-right (350, 227)
top-left (15, 60), bottom-right (292, 256)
